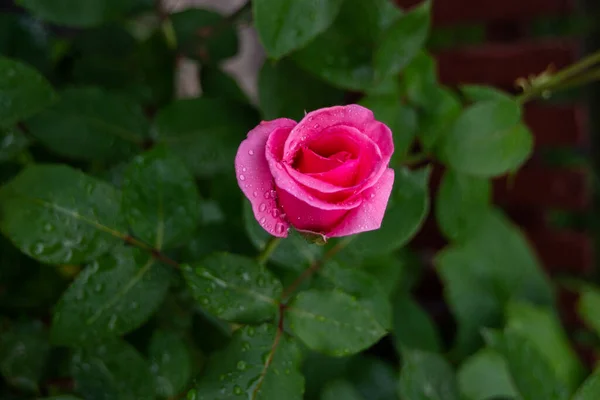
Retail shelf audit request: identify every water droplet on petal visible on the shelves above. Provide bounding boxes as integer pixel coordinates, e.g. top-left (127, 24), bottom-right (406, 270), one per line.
top-left (271, 209), bottom-right (280, 218)
top-left (260, 217), bottom-right (266, 224)
top-left (253, 191), bottom-right (258, 197)
top-left (276, 163), bottom-right (283, 170)
top-left (275, 223), bottom-right (287, 235)
top-left (259, 203), bottom-right (266, 212)
top-left (242, 167), bottom-right (247, 172)
top-left (239, 174), bottom-right (246, 181)
top-left (248, 150), bottom-right (254, 156)
top-left (370, 193), bottom-right (375, 198)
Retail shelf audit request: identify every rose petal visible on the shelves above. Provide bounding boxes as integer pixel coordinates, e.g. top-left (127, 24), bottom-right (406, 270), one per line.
top-left (307, 158), bottom-right (359, 187)
top-left (235, 118), bottom-right (296, 237)
top-left (276, 187), bottom-right (350, 233)
top-left (364, 120), bottom-right (394, 165)
top-left (326, 168), bottom-right (395, 237)
top-left (296, 147), bottom-right (350, 174)
top-left (282, 104), bottom-right (394, 164)
top-left (282, 105), bottom-right (373, 163)
top-left (283, 125), bottom-right (383, 201)
top-left (266, 127), bottom-right (362, 211)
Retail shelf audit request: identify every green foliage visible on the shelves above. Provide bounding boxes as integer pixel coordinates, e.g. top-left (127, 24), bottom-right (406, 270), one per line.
top-left (286, 289), bottom-right (386, 356)
top-left (0, 57), bottom-right (55, 126)
top-left (254, 0), bottom-right (344, 59)
top-left (0, 0), bottom-right (593, 398)
top-left (183, 253), bottom-right (282, 324)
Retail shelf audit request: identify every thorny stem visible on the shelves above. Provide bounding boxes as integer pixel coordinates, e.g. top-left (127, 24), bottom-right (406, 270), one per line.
top-left (518, 49), bottom-right (600, 103)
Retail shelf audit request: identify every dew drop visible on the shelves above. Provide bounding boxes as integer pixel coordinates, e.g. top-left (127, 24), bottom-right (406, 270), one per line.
top-left (275, 223), bottom-right (287, 235)
top-left (248, 150), bottom-right (254, 156)
top-left (233, 385), bottom-right (243, 395)
top-left (241, 341), bottom-right (251, 352)
top-left (276, 163), bottom-right (283, 170)
top-left (260, 217), bottom-right (266, 224)
top-left (236, 361), bottom-right (247, 371)
top-left (370, 193), bottom-right (375, 199)
top-left (253, 191), bottom-right (258, 198)
top-left (242, 167), bottom-right (247, 172)
top-left (313, 124), bottom-right (320, 129)
top-left (259, 203), bottom-right (266, 212)
top-left (271, 209), bottom-right (280, 218)
top-left (238, 174), bottom-right (246, 181)
top-left (33, 242), bottom-right (44, 255)
top-left (108, 315), bottom-right (118, 331)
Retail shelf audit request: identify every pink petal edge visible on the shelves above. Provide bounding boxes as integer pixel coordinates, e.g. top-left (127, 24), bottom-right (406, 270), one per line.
top-left (235, 119), bottom-right (296, 237)
top-left (325, 168), bottom-right (395, 237)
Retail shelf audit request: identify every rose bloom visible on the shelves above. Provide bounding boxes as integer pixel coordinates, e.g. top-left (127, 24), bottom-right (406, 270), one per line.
top-left (235, 105), bottom-right (394, 239)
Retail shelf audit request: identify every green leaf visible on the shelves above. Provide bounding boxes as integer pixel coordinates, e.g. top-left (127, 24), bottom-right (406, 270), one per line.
top-left (71, 338), bottom-right (156, 400)
top-left (171, 9), bottom-right (238, 63)
top-left (154, 98), bottom-right (258, 177)
top-left (484, 329), bottom-right (569, 400)
top-left (0, 126), bottom-right (29, 163)
top-left (441, 99), bottom-right (533, 177)
top-left (258, 59), bottom-right (344, 121)
top-left (435, 169), bottom-right (491, 242)
top-left (0, 57), bottom-right (55, 126)
top-left (577, 285), bottom-right (600, 336)
top-left (458, 348), bottom-right (520, 400)
top-left (192, 324), bottom-right (304, 400)
top-left (416, 86), bottom-right (462, 152)
top-left (399, 349), bottom-right (460, 400)
top-left (0, 164), bottom-right (125, 265)
top-left (374, 1), bottom-right (431, 80)
top-left (346, 355), bottom-right (399, 400)
top-left (356, 253), bottom-right (408, 297)
top-left (572, 367), bottom-right (600, 400)
top-left (318, 262), bottom-right (392, 329)
top-left (359, 95), bottom-right (418, 163)
top-left (182, 253), bottom-right (282, 324)
top-left (292, 0), bottom-right (402, 90)
top-left (50, 246), bottom-right (170, 346)
top-left (286, 289), bottom-right (387, 356)
top-left (460, 85), bottom-right (513, 103)
top-left (0, 14), bottom-right (52, 75)
top-left (0, 319), bottom-right (49, 392)
top-left (17, 0), bottom-right (138, 27)
top-left (435, 209), bottom-right (554, 356)
top-left (401, 51), bottom-right (438, 108)
top-left (148, 330), bottom-right (192, 398)
top-left (392, 293), bottom-right (441, 353)
top-left (200, 66), bottom-right (250, 104)
top-left (345, 166), bottom-right (430, 256)
top-left (244, 201), bottom-right (323, 271)
top-left (322, 380), bottom-right (363, 400)
top-left (505, 301), bottom-right (584, 391)
top-left (122, 146), bottom-right (200, 250)
top-left (254, 0), bottom-right (344, 59)
top-left (39, 396), bottom-right (82, 400)
top-left (26, 87), bottom-right (148, 161)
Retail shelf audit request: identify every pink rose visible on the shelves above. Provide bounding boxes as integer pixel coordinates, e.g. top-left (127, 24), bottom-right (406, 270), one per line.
top-left (235, 105), bottom-right (395, 239)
